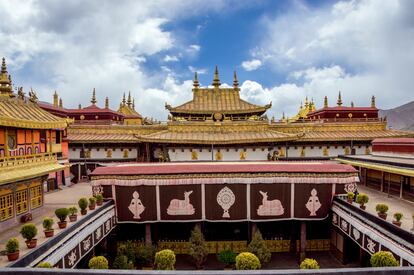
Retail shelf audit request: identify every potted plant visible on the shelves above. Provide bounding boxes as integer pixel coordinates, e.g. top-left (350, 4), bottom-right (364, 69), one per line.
top-left (88, 256), bottom-right (109, 269)
top-left (20, 223), bottom-right (38, 249)
top-left (370, 251), bottom-right (399, 267)
top-left (218, 249), bottom-right (236, 270)
top-left (188, 225), bottom-right (209, 269)
top-left (300, 258), bottom-right (320, 269)
top-left (235, 252), bottom-right (261, 270)
top-left (78, 197), bottom-right (88, 215)
top-left (136, 245), bottom-right (156, 269)
top-left (113, 255), bottom-right (134, 269)
top-left (6, 238), bottom-right (19, 261)
top-left (89, 197), bottom-right (96, 210)
top-left (248, 230), bottom-right (271, 265)
top-left (43, 217), bottom-right (54, 238)
top-left (55, 208), bottom-right (69, 229)
top-left (68, 206), bottom-right (78, 222)
top-left (356, 193), bottom-right (369, 210)
top-left (95, 194), bottom-right (104, 206)
top-left (375, 204), bottom-right (389, 220)
top-left (393, 212), bottom-right (403, 227)
top-left (347, 192), bottom-right (355, 203)
top-left (154, 249), bottom-right (176, 270)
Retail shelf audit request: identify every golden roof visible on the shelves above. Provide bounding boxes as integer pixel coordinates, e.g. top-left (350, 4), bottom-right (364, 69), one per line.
top-left (336, 158), bottom-right (414, 177)
top-left (117, 92), bottom-right (142, 118)
top-left (68, 133), bottom-right (138, 143)
top-left (299, 129), bottom-right (413, 142)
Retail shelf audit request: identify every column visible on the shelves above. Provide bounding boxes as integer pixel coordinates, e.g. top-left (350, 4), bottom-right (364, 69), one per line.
top-left (400, 176), bottom-right (404, 199)
top-left (145, 223), bottom-right (152, 245)
top-left (31, 130), bottom-right (35, 155)
top-left (4, 128), bottom-right (9, 157)
top-left (380, 171), bottom-right (384, 192)
top-left (300, 221), bottom-right (306, 262)
top-left (250, 222), bottom-right (257, 241)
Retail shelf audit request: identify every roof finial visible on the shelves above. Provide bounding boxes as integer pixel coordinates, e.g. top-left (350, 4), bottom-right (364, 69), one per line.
top-left (371, 95), bottom-right (376, 108)
top-left (0, 57), bottom-right (13, 96)
top-left (193, 72), bottom-right (199, 89)
top-left (78, 103), bottom-right (82, 109)
top-left (305, 96), bottom-right (309, 108)
top-left (282, 112), bottom-right (286, 120)
top-left (300, 101), bottom-right (303, 110)
top-left (91, 88), bottom-right (97, 105)
top-left (324, 96), bottom-right (328, 108)
top-left (53, 91), bottom-right (58, 107)
top-left (1, 57), bottom-right (7, 73)
top-left (337, 91), bottom-right (342, 106)
top-left (351, 101), bottom-right (354, 108)
top-left (59, 98), bottom-right (63, 108)
top-left (127, 91), bottom-right (132, 107)
top-left (212, 65), bottom-right (221, 88)
top-left (122, 92), bottom-right (126, 106)
top-left (105, 97), bottom-right (109, 109)
top-left (132, 98), bottom-right (135, 110)
top-left (233, 70), bottom-right (239, 91)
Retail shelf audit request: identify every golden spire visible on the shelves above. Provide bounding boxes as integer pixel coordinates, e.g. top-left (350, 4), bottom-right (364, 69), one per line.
top-left (300, 101), bottom-right (303, 110)
top-left (351, 101), bottom-right (354, 108)
top-left (59, 98), bottom-right (63, 108)
top-left (127, 91), bottom-right (132, 107)
top-left (193, 72), bottom-right (199, 89)
top-left (282, 112), bottom-right (285, 120)
top-left (371, 95), bottom-right (376, 108)
top-left (105, 97), bottom-right (109, 109)
top-left (78, 103), bottom-right (82, 109)
top-left (324, 96), bottom-right (328, 108)
top-left (91, 88), bottom-right (97, 105)
top-left (233, 70), bottom-right (239, 91)
top-left (0, 57), bottom-right (13, 96)
top-left (337, 91), bottom-right (342, 106)
top-left (305, 96), bottom-right (309, 108)
top-left (212, 65), bottom-right (221, 88)
top-left (53, 91), bottom-right (58, 107)
top-left (122, 92), bottom-right (126, 106)
top-left (132, 98), bottom-right (135, 110)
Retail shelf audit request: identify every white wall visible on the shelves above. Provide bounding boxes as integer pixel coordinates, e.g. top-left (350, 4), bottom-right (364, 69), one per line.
top-left (68, 147), bottom-right (137, 160)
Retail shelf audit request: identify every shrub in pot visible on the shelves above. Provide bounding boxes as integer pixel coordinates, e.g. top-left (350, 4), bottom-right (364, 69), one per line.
top-left (347, 192), bottom-right (354, 203)
top-left (248, 230), bottom-right (271, 265)
top-left (188, 225), bottom-right (208, 269)
top-left (6, 238), bottom-right (19, 261)
top-left (235, 252), bottom-right (261, 270)
top-left (36, 262), bottom-right (53, 268)
top-left (136, 245), bottom-right (156, 269)
top-left (20, 223), bottom-right (38, 249)
top-left (370, 251), bottom-right (399, 267)
top-left (300, 258), bottom-right (320, 269)
top-left (78, 197), bottom-right (88, 215)
top-left (55, 208), bottom-right (69, 229)
top-left (95, 194), bottom-right (103, 206)
top-left (89, 197), bottom-right (96, 210)
top-left (113, 255), bottom-right (134, 269)
top-left (218, 249), bottom-right (236, 269)
top-left (375, 204), bottom-right (389, 220)
top-left (68, 206), bottom-right (78, 222)
top-left (88, 256), bottom-right (109, 269)
top-left (42, 217), bottom-right (54, 238)
top-left (393, 212), bottom-right (403, 227)
top-left (356, 193), bottom-right (369, 210)
top-left (154, 249), bottom-right (176, 270)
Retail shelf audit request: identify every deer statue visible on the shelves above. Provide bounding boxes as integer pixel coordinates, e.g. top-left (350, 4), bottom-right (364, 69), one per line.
top-left (167, 190), bottom-right (195, 215)
top-left (257, 191), bottom-right (284, 216)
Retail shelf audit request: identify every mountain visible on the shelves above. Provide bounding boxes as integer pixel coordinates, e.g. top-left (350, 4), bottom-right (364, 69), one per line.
top-left (379, 101), bottom-right (414, 130)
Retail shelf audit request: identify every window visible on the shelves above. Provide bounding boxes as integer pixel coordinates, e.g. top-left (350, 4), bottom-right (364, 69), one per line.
top-left (30, 185), bottom-right (43, 209)
top-left (16, 189), bottom-right (28, 215)
top-left (0, 192), bottom-right (13, 221)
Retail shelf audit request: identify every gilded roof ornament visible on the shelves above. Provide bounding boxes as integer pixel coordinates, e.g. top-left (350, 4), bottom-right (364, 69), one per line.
top-left (132, 98), bottom-right (135, 110)
top-left (122, 92), bottom-right (126, 106)
top-left (324, 96), bottom-right (328, 108)
top-left (91, 88), bottom-right (97, 105)
top-left (305, 96), bottom-right (309, 108)
top-left (371, 95), bottom-right (376, 108)
top-left (105, 97), bottom-right (109, 109)
top-left (59, 98), bottom-right (63, 108)
top-left (233, 70), bottom-right (239, 91)
top-left (28, 88), bottom-right (38, 103)
top-left (212, 65), bottom-right (221, 88)
top-left (53, 91), bottom-right (58, 107)
top-left (127, 91), bottom-right (132, 107)
top-left (78, 104), bottom-right (82, 109)
top-left (0, 57), bottom-right (13, 96)
top-left (193, 72), bottom-right (199, 89)
top-left (17, 87), bottom-right (25, 100)
top-left (337, 91), bottom-right (342, 106)
top-left (351, 101), bottom-right (354, 108)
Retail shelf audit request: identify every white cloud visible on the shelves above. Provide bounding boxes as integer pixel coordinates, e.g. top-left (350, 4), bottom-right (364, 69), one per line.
top-left (241, 59), bottom-right (262, 71)
top-left (163, 55), bottom-right (179, 62)
top-left (188, 65), bottom-right (207, 74)
top-left (188, 44), bottom-right (201, 52)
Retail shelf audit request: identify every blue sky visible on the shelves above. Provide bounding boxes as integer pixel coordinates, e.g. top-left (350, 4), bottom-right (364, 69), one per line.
top-left (1, 0), bottom-right (414, 119)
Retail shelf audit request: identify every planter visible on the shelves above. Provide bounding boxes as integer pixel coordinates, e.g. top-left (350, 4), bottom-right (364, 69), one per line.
top-left (44, 229), bottom-right (54, 238)
top-left (7, 251), bottom-right (19, 261)
top-left (58, 221), bottom-right (67, 229)
top-left (69, 215), bottom-right (78, 222)
top-left (393, 221), bottom-right (402, 227)
top-left (378, 213), bottom-right (387, 220)
top-left (96, 201), bottom-right (103, 206)
top-left (25, 239), bottom-right (37, 249)
top-left (347, 198), bottom-right (353, 204)
top-left (81, 209), bottom-right (87, 215)
top-left (359, 205), bottom-right (366, 210)
top-left (89, 204), bottom-right (96, 210)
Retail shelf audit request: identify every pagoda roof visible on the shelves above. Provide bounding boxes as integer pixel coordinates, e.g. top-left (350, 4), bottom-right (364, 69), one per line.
top-left (68, 133), bottom-right (138, 143)
top-left (308, 106), bottom-right (378, 116)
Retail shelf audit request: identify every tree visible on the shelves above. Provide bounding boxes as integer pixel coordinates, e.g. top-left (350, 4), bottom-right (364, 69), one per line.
top-left (248, 230), bottom-right (271, 265)
top-left (188, 225), bottom-right (209, 269)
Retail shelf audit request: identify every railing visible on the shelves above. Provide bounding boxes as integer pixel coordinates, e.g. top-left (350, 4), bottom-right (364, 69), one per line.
top-left (0, 153), bottom-right (57, 169)
top-left (50, 143), bottom-right (62, 153)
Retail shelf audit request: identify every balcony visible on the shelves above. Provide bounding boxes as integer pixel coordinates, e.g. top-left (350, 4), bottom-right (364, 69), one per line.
top-left (50, 143), bottom-right (62, 153)
top-left (0, 153), bottom-right (57, 170)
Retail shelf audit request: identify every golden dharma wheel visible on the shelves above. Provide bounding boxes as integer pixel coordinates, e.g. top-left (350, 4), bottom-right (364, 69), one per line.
top-left (213, 112), bottom-right (223, 121)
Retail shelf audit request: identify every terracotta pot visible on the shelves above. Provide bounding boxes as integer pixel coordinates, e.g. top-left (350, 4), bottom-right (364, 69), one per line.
top-left (393, 221), bottom-right (402, 227)
top-left (89, 204), bottom-right (96, 210)
top-left (378, 213), bottom-right (387, 220)
top-left (96, 201), bottom-right (103, 206)
top-left (69, 215), bottom-right (78, 222)
top-left (81, 209), bottom-right (87, 215)
top-left (25, 239), bottom-right (37, 249)
top-left (7, 251), bottom-right (19, 261)
top-left (359, 205), bottom-right (366, 210)
top-left (58, 221), bottom-right (67, 229)
top-left (44, 229), bottom-right (54, 238)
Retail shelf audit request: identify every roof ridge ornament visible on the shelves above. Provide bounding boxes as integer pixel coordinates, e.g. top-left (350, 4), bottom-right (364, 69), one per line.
top-left (105, 97), bottom-right (109, 109)
top-left (212, 65), bottom-right (221, 88)
top-left (193, 72), bottom-right (199, 89)
top-left (324, 96), bottom-right (328, 108)
top-left (337, 91), bottom-right (342, 106)
top-left (127, 91), bottom-right (132, 107)
top-left (233, 70), bottom-right (239, 91)
top-left (91, 88), bottom-right (97, 105)
top-left (371, 95), bottom-right (376, 108)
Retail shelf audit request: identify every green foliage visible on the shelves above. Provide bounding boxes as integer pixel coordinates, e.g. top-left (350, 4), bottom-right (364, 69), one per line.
top-left (78, 198), bottom-right (88, 210)
top-left (95, 194), bottom-right (103, 203)
top-left (36, 262), bottom-right (53, 268)
top-left (54, 208), bottom-right (69, 222)
top-left (347, 192), bottom-right (354, 200)
top-left (375, 204), bottom-right (389, 214)
top-left (118, 241), bottom-right (136, 264)
top-left (68, 206), bottom-right (78, 216)
top-left (136, 245), bottom-right (156, 267)
top-left (370, 251), bottom-right (399, 267)
top-left (356, 193), bottom-right (369, 205)
top-left (88, 256), bottom-right (109, 269)
top-left (154, 249), bottom-right (176, 270)
top-left (300, 258), bottom-right (320, 269)
top-left (218, 249), bottom-right (236, 266)
top-left (89, 197), bottom-right (96, 205)
top-left (20, 223), bottom-right (38, 241)
top-left (248, 230), bottom-right (271, 264)
top-left (188, 225), bottom-right (209, 269)
top-left (113, 255), bottom-right (134, 269)
top-left (42, 217), bottom-right (54, 231)
top-left (6, 238), bottom-right (19, 253)
top-left (235, 252), bottom-right (261, 270)
top-left (394, 212), bottom-right (403, 222)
